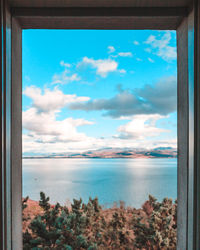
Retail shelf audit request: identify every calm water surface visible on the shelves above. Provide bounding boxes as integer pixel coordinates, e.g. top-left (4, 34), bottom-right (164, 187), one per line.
top-left (23, 158), bottom-right (177, 208)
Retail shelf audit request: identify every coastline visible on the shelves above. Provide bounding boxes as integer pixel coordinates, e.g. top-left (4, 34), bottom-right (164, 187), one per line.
top-left (22, 155), bottom-right (177, 159)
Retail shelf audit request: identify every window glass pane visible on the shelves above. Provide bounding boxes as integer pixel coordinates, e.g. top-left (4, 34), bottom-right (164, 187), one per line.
top-left (22, 30), bottom-right (177, 249)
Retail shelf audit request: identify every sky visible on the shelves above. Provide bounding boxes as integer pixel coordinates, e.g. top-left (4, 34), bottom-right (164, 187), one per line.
top-left (22, 30), bottom-right (177, 156)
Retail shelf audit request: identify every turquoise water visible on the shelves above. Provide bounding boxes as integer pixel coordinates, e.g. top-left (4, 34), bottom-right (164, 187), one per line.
top-left (22, 158), bottom-right (177, 208)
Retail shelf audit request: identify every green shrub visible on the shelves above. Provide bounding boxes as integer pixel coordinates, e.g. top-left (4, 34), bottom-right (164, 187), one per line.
top-left (23, 192), bottom-right (95, 249)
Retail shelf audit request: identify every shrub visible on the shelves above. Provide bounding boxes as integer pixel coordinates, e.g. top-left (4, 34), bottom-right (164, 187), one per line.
top-left (132, 195), bottom-right (177, 250)
top-left (23, 192), bottom-right (96, 249)
top-left (23, 193), bottom-right (177, 250)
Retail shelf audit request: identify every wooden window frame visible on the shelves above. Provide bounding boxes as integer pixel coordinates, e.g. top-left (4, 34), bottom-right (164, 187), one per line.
top-left (1, 2), bottom-right (200, 249)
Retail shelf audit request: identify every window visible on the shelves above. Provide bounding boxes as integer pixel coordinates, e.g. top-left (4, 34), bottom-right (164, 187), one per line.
top-left (1, 2), bottom-right (200, 249)
top-left (22, 29), bottom-right (178, 248)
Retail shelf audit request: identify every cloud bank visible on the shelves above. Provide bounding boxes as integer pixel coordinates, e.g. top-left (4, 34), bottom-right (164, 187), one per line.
top-left (22, 81), bottom-right (176, 155)
top-left (69, 76), bottom-right (177, 118)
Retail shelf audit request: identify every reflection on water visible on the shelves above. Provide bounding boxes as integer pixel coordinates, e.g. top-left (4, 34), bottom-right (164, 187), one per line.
top-left (23, 158), bottom-right (177, 208)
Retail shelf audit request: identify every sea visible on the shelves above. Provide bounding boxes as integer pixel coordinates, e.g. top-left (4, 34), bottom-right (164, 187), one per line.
top-left (22, 158), bottom-right (177, 208)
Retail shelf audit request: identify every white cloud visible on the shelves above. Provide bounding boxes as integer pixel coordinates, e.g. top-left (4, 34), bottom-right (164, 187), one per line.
top-left (51, 60), bottom-right (80, 84)
top-left (23, 86), bottom-right (90, 113)
top-left (52, 69), bottom-right (81, 84)
top-left (23, 131), bottom-right (176, 155)
top-left (77, 57), bottom-right (118, 77)
top-left (136, 58), bottom-right (142, 61)
top-left (23, 107), bottom-right (93, 142)
top-left (133, 41), bottom-right (139, 45)
top-left (148, 57), bottom-right (155, 63)
top-left (22, 86), bottom-right (176, 155)
top-left (23, 87), bottom-right (96, 154)
top-left (23, 133), bottom-right (99, 155)
top-left (60, 60), bottom-right (71, 68)
top-left (23, 106), bottom-right (98, 154)
top-left (116, 114), bottom-right (169, 140)
top-left (144, 31), bottom-right (177, 61)
top-left (118, 52), bottom-right (133, 57)
top-left (108, 46), bottom-right (115, 53)
top-left (22, 91), bottom-right (175, 154)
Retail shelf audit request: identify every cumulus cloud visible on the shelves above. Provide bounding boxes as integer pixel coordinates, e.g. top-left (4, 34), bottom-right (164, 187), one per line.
top-left (24, 86), bottom-right (90, 113)
top-left (23, 87), bottom-right (96, 154)
top-left (108, 46), bottom-right (115, 53)
top-left (116, 114), bottom-right (169, 140)
top-left (144, 31), bottom-right (177, 61)
top-left (23, 107), bottom-right (93, 143)
top-left (69, 76), bottom-right (177, 118)
top-left (77, 57), bottom-right (118, 77)
top-left (118, 52), bottom-right (133, 57)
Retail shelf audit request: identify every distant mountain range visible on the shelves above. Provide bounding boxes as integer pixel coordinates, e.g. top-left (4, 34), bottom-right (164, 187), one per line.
top-left (23, 147), bottom-right (177, 159)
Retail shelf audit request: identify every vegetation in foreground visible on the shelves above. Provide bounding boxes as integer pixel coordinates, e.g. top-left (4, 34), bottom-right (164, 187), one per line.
top-left (23, 193), bottom-right (177, 250)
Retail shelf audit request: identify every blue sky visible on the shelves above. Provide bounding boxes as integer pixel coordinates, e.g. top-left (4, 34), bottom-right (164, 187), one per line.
top-left (22, 30), bottom-right (177, 156)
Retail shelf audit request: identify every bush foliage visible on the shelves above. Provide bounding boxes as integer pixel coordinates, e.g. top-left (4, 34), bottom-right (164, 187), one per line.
top-left (23, 192), bottom-right (177, 249)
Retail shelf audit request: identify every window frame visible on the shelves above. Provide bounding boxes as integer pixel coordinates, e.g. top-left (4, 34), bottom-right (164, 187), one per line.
top-left (1, 3), bottom-right (200, 249)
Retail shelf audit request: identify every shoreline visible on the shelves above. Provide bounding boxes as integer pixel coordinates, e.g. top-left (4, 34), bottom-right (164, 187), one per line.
top-left (22, 156), bottom-right (177, 159)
